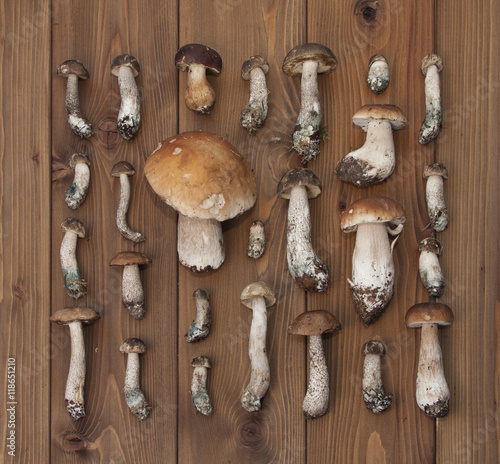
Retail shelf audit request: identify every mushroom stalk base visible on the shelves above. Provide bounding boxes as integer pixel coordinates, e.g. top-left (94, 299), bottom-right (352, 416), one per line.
top-left (65, 74), bottom-right (93, 139)
top-left (65, 162), bottom-right (90, 209)
top-left (419, 65), bottom-right (442, 144)
top-left (186, 294), bottom-right (211, 342)
top-left (60, 231), bottom-right (87, 299)
top-left (247, 220), bottom-right (266, 259)
top-left (65, 321), bottom-right (86, 420)
top-left (191, 367), bottom-right (212, 416)
top-left (122, 264), bottom-right (145, 319)
top-left (116, 173), bottom-right (145, 243)
top-left (426, 175), bottom-right (448, 232)
top-left (185, 64), bottom-right (216, 115)
top-left (367, 61), bottom-right (390, 94)
top-left (124, 353), bottom-right (150, 420)
top-left (117, 66), bottom-right (141, 140)
top-left (303, 335), bottom-right (329, 419)
top-left (241, 67), bottom-right (269, 134)
top-left (362, 353), bottom-right (392, 413)
top-left (419, 250), bottom-right (445, 297)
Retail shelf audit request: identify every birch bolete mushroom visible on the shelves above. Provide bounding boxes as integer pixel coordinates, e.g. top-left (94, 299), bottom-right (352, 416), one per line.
top-left (240, 281), bottom-right (276, 412)
top-left (247, 220), bottom-right (266, 259)
top-left (288, 310), bottom-right (341, 419)
top-left (241, 55), bottom-right (270, 134)
top-left (278, 168), bottom-right (329, 292)
top-left (406, 302), bottom-right (454, 417)
top-left (145, 131), bottom-right (256, 272)
top-left (367, 54), bottom-right (390, 94)
top-left (50, 307), bottom-right (100, 420)
top-left (191, 356), bottom-right (213, 416)
top-left (418, 237), bottom-right (445, 297)
top-left (341, 196), bottom-right (406, 325)
top-left (185, 289), bottom-right (211, 342)
top-left (65, 153), bottom-right (91, 210)
top-left (336, 104), bottom-right (407, 187)
top-left (423, 162), bottom-right (449, 232)
top-left (419, 54), bottom-right (443, 145)
top-left (60, 217), bottom-right (87, 299)
top-left (361, 340), bottom-right (392, 414)
top-left (282, 43), bottom-right (337, 164)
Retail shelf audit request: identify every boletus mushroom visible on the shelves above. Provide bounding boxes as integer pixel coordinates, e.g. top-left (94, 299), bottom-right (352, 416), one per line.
top-left (423, 162), bottom-right (449, 232)
top-left (361, 340), bottom-right (392, 413)
top-left (241, 55), bottom-right (270, 134)
top-left (191, 356), bottom-right (213, 416)
top-left (65, 153), bottom-right (91, 210)
top-left (60, 217), bottom-right (87, 299)
top-left (418, 237), bottom-right (445, 297)
top-left (419, 54), bottom-right (443, 145)
top-left (367, 54), bottom-right (390, 94)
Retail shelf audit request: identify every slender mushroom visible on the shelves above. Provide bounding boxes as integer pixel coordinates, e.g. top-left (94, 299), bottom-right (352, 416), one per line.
top-left (120, 338), bottom-right (150, 420)
top-left (288, 310), bottom-right (341, 419)
top-left (191, 356), bottom-right (213, 416)
top-left (57, 60), bottom-right (93, 139)
top-left (60, 217), bottom-right (87, 299)
top-left (406, 303), bottom-right (454, 417)
top-left (175, 44), bottom-right (222, 115)
top-left (185, 289), bottom-right (211, 342)
top-left (240, 281), bottom-right (276, 412)
top-left (361, 340), bottom-right (392, 413)
top-left (341, 196), bottom-right (406, 325)
top-left (277, 168), bottom-right (329, 292)
top-left (111, 54), bottom-right (141, 140)
top-left (336, 105), bottom-right (408, 187)
top-left (50, 307), bottom-right (100, 420)
top-left (423, 162), bottom-right (449, 232)
top-left (282, 43), bottom-right (337, 163)
top-left (110, 251), bottom-right (152, 319)
top-left (145, 131), bottom-right (256, 272)
top-left (65, 153), bottom-right (91, 210)
top-left (241, 55), bottom-right (270, 134)
top-left (419, 54), bottom-right (443, 144)
top-left (111, 161), bottom-right (146, 243)
top-left (247, 220), bottom-right (266, 259)
top-left (419, 237), bottom-right (445, 297)
top-left (367, 54), bottom-right (390, 94)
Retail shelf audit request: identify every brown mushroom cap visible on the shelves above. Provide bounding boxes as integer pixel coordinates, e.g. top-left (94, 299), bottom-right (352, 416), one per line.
top-left (362, 340), bottom-right (386, 356)
top-left (57, 60), bottom-right (89, 80)
top-left (240, 281), bottom-right (276, 309)
top-left (111, 54), bottom-right (140, 77)
top-left (423, 162), bottom-right (448, 179)
top-left (61, 217), bottom-right (86, 238)
top-left (340, 196), bottom-right (406, 233)
top-left (191, 355), bottom-right (212, 369)
top-left (241, 55), bottom-right (269, 80)
top-left (405, 303), bottom-right (454, 328)
top-left (111, 161), bottom-right (135, 177)
top-left (110, 251), bottom-right (152, 267)
top-left (120, 338), bottom-right (146, 354)
top-left (193, 288), bottom-right (209, 300)
top-left (418, 237), bottom-right (442, 255)
top-left (352, 104), bottom-right (408, 131)
top-left (277, 168), bottom-right (322, 200)
top-left (282, 43), bottom-right (337, 75)
top-left (175, 44), bottom-right (222, 75)
top-left (288, 310), bottom-right (341, 336)
top-left (51, 307), bottom-right (100, 325)
top-left (368, 54), bottom-right (388, 67)
top-left (421, 54), bottom-right (443, 76)
top-left (69, 153), bottom-right (90, 169)
top-left (144, 131), bottom-right (256, 221)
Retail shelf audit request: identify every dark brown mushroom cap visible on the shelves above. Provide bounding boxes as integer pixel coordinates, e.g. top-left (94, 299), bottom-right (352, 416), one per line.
top-left (69, 153), bottom-right (90, 169)
top-left (423, 162), bottom-right (448, 180)
top-left (241, 55), bottom-right (269, 80)
top-left (193, 288), bottom-right (210, 300)
top-left (283, 43), bottom-right (337, 75)
top-left (57, 60), bottom-right (89, 80)
top-left (61, 217), bottom-right (86, 238)
top-left (51, 307), bottom-right (100, 325)
top-left (421, 54), bottom-right (443, 76)
top-left (405, 303), bottom-right (454, 328)
top-left (110, 251), bottom-right (152, 267)
top-left (352, 104), bottom-right (408, 131)
top-left (111, 54), bottom-right (140, 77)
top-left (362, 340), bottom-right (386, 356)
top-left (277, 168), bottom-right (322, 200)
top-left (418, 237), bottom-right (442, 255)
top-left (288, 310), bottom-right (341, 336)
top-left (175, 44), bottom-right (222, 75)
top-left (240, 281), bottom-right (276, 309)
top-left (191, 355), bottom-right (212, 369)
top-left (120, 338), bottom-right (146, 354)
top-left (368, 54), bottom-right (388, 67)
top-left (111, 161), bottom-right (135, 177)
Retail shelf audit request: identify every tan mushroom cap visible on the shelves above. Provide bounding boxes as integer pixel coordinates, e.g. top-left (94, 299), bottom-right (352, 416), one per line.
top-left (144, 131), bottom-right (257, 221)
top-left (423, 162), bottom-right (448, 179)
top-left (110, 251), bottom-right (152, 267)
top-left (51, 307), bottom-right (100, 325)
top-left (277, 168), bottom-right (322, 200)
top-left (418, 237), bottom-right (442, 255)
top-left (240, 281), bottom-right (276, 309)
top-left (61, 217), bottom-right (86, 238)
top-left (352, 104), bottom-right (408, 131)
top-left (288, 310), bottom-right (341, 336)
top-left (111, 161), bottom-right (135, 177)
top-left (69, 153), bottom-right (90, 169)
top-left (405, 303), bottom-right (454, 328)
top-left (191, 355), bottom-right (212, 369)
top-left (368, 54), bottom-right (388, 67)
top-left (283, 43), bottom-right (337, 75)
top-left (111, 54), bottom-right (140, 77)
top-left (120, 338), bottom-right (146, 354)
top-left (193, 288), bottom-right (209, 300)
top-left (57, 60), bottom-right (90, 80)
top-left (242, 55), bottom-right (269, 80)
top-left (421, 54), bottom-right (443, 75)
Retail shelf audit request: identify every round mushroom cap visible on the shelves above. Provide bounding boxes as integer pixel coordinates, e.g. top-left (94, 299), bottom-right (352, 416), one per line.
top-left (111, 54), bottom-right (140, 77)
top-left (111, 161), bottom-right (135, 177)
top-left (191, 355), bottom-right (212, 369)
top-left (120, 338), bottom-right (146, 354)
top-left (352, 104), bottom-right (408, 131)
top-left (405, 303), bottom-right (454, 328)
top-left (423, 162), bottom-right (448, 179)
top-left (51, 307), bottom-right (100, 325)
top-left (193, 288), bottom-right (210, 300)
top-left (240, 281), bottom-right (276, 309)
top-left (57, 60), bottom-right (89, 80)
top-left (288, 310), bottom-right (341, 336)
top-left (241, 55), bottom-right (269, 80)
top-left (368, 54), bottom-right (388, 67)
top-left (110, 251), bottom-right (152, 267)
top-left (283, 43), bottom-right (337, 75)
top-left (144, 131), bottom-right (257, 221)
top-left (340, 196), bottom-right (406, 233)
top-left (362, 340), bottom-right (386, 356)
top-left (175, 44), bottom-right (222, 75)
top-left (421, 54), bottom-right (443, 76)
top-left (418, 237), bottom-right (442, 255)
top-left (277, 168), bottom-right (322, 200)
top-left (69, 153), bottom-right (90, 169)
top-left (61, 217), bottom-right (86, 238)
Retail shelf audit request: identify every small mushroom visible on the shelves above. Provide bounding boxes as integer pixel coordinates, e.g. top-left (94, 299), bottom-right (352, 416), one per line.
top-left (361, 340), bottom-right (392, 414)
top-left (367, 54), bottom-right (390, 94)
top-left (336, 104), bottom-right (408, 187)
top-left (277, 168), bottom-right (329, 292)
top-left (419, 54), bottom-right (443, 145)
top-left (241, 55), bottom-right (270, 134)
top-left (191, 356), bottom-right (213, 416)
top-left (175, 44), bottom-right (222, 115)
top-left (240, 281), bottom-right (276, 412)
top-left (111, 54), bottom-right (141, 140)
top-left (423, 162), bottom-right (449, 232)
top-left (65, 153), bottom-right (91, 210)
top-left (60, 217), bottom-right (87, 299)
top-left (57, 60), bottom-right (93, 139)
top-left (246, 220), bottom-right (266, 259)
top-left (288, 310), bottom-right (341, 420)
top-left (282, 43), bottom-right (337, 163)
top-left (110, 251), bottom-right (152, 319)
top-left (418, 237), bottom-right (445, 297)
top-left (406, 303), bottom-right (454, 417)
top-left (50, 307), bottom-right (100, 420)
top-left (111, 161), bottom-right (146, 243)
top-left (120, 338), bottom-right (150, 420)
top-left (341, 196), bottom-right (406, 325)
top-left (185, 289), bottom-right (211, 342)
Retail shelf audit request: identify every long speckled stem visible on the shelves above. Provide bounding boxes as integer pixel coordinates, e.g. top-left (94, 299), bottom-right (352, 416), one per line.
top-left (241, 67), bottom-right (269, 134)
top-left (121, 264), bottom-right (145, 319)
top-left (65, 161), bottom-right (90, 210)
top-left (419, 65), bottom-right (442, 144)
top-left (65, 74), bottom-right (92, 139)
top-left (362, 353), bottom-right (392, 413)
top-left (117, 65), bottom-right (141, 140)
top-left (116, 173), bottom-right (145, 243)
top-left (303, 335), bottom-right (329, 419)
top-left (124, 353), bottom-right (150, 420)
top-left (191, 366), bottom-right (212, 416)
top-left (186, 290), bottom-right (211, 342)
top-left (426, 175), bottom-right (448, 232)
top-left (60, 231), bottom-right (87, 299)
top-left (419, 250), bottom-right (445, 297)
top-left (65, 321), bottom-right (86, 420)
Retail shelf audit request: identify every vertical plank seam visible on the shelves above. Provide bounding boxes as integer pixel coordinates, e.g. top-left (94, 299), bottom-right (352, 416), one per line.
top-left (176, 1), bottom-right (180, 462)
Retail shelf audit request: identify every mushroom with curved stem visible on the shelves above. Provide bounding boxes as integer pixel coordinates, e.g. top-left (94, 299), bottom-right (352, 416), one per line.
top-left (406, 303), bottom-right (454, 417)
top-left (336, 105), bottom-right (408, 187)
top-left (240, 281), bottom-right (276, 412)
top-left (120, 338), bottom-right (150, 420)
top-left (282, 43), bottom-right (337, 163)
top-left (278, 168), bottom-right (329, 292)
top-left (65, 153), bottom-right (91, 210)
top-left (341, 196), bottom-right (406, 325)
top-left (367, 54), bottom-right (390, 94)
top-left (111, 161), bottom-right (146, 243)
top-left (247, 220), bottom-right (266, 259)
top-left (50, 307), bottom-right (100, 420)
top-left (361, 340), bottom-right (392, 413)
top-left (111, 54), bottom-right (141, 140)
top-left (57, 60), bottom-right (93, 139)
top-left (288, 310), bottom-right (341, 420)
top-left (241, 55), bottom-right (270, 134)
top-left (419, 54), bottom-right (443, 144)
top-left (185, 289), bottom-right (211, 342)
top-left (423, 162), bottom-right (449, 232)
top-left (419, 237), bottom-right (445, 297)
top-left (60, 217), bottom-right (87, 299)
top-left (191, 356), bottom-right (213, 416)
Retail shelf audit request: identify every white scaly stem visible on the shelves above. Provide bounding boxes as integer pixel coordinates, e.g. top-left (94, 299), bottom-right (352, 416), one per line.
top-left (116, 173), bottom-right (145, 243)
top-left (426, 175), bottom-right (448, 232)
top-left (303, 335), bottom-right (329, 419)
top-left (65, 321), bottom-right (86, 420)
top-left (117, 65), bottom-right (140, 139)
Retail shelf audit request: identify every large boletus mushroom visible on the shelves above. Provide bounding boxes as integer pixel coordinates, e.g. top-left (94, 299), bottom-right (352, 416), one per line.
top-left (145, 131), bottom-right (256, 272)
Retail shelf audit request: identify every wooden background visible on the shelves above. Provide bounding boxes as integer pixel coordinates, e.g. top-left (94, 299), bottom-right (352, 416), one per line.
top-left (0, 0), bottom-right (498, 462)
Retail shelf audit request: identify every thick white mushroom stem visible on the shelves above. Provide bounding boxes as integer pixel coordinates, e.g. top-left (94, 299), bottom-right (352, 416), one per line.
top-left (60, 231), bottom-right (87, 299)
top-left (241, 67), bottom-right (269, 134)
top-left (191, 366), bottom-right (212, 416)
top-left (65, 321), bottom-right (86, 420)
top-left (287, 186), bottom-right (329, 292)
top-left (416, 323), bottom-right (450, 417)
top-left (241, 296), bottom-right (270, 412)
top-left (362, 354), bottom-right (392, 413)
top-left (122, 264), bottom-right (145, 319)
top-left (419, 65), bottom-right (442, 144)
top-left (185, 290), bottom-right (211, 342)
top-left (65, 161), bottom-right (90, 210)
top-left (65, 74), bottom-right (92, 139)
top-left (117, 66), bottom-right (141, 140)
top-left (116, 173), bottom-right (145, 243)
top-left (186, 64), bottom-right (216, 115)
top-left (367, 58), bottom-right (390, 94)
top-left (124, 353), bottom-right (150, 420)
top-left (419, 249), bottom-right (444, 297)
top-left (303, 335), bottom-right (329, 419)
top-left (247, 220), bottom-right (266, 259)
top-left (426, 175), bottom-right (448, 232)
